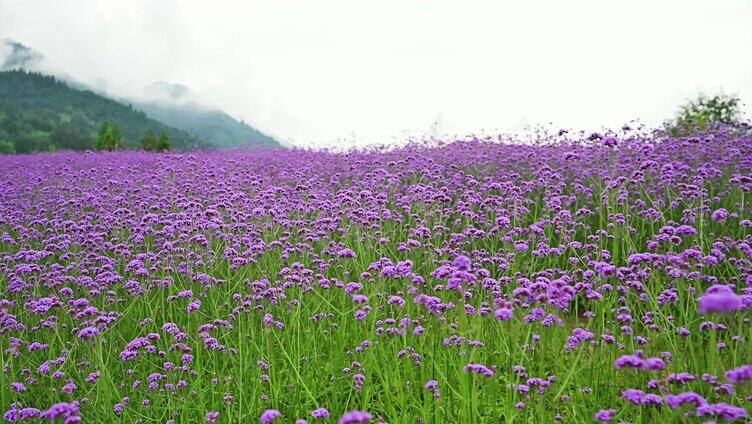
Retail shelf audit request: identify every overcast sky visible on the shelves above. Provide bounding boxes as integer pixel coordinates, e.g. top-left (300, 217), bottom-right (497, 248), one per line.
top-left (1, 0), bottom-right (751, 147)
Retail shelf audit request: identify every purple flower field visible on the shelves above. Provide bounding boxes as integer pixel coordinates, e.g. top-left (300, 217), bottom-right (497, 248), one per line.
top-left (1, 127), bottom-right (752, 423)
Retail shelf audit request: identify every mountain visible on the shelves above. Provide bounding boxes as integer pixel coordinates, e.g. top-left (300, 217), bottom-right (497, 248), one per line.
top-left (0, 70), bottom-right (208, 153)
top-left (133, 101), bottom-right (278, 148)
top-left (0, 39), bottom-right (280, 151)
top-left (131, 82), bottom-right (278, 148)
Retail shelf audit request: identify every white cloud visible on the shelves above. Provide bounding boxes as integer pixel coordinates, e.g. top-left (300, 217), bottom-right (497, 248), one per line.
top-left (1, 0), bottom-right (750, 147)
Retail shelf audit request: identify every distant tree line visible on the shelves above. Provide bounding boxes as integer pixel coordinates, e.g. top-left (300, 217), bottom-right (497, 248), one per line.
top-left (137, 128), bottom-right (172, 152)
top-left (93, 122), bottom-right (172, 152)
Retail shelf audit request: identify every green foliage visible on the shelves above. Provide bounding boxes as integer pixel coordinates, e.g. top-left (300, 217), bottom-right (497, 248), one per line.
top-left (668, 93), bottom-right (744, 136)
top-left (155, 132), bottom-right (172, 151)
top-left (0, 139), bottom-right (14, 154)
top-left (50, 122), bottom-right (90, 151)
top-left (139, 129), bottom-right (157, 151)
top-left (140, 129), bottom-right (172, 152)
top-left (0, 70), bottom-right (208, 153)
top-left (95, 122), bottom-right (122, 151)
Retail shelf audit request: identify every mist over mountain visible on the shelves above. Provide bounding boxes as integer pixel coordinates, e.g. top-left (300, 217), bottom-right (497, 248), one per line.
top-left (0, 39), bottom-right (44, 71)
top-left (130, 82), bottom-right (278, 148)
top-left (142, 81), bottom-right (193, 103)
top-left (0, 39), bottom-right (279, 150)
top-left (132, 100), bottom-right (278, 148)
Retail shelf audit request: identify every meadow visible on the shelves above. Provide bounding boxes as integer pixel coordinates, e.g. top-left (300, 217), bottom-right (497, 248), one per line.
top-left (1, 126), bottom-right (751, 423)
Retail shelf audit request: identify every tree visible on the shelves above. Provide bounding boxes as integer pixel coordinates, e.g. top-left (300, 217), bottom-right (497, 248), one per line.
top-left (110, 125), bottom-right (122, 149)
top-left (95, 122), bottom-right (122, 151)
top-left (140, 129), bottom-right (171, 152)
top-left (140, 128), bottom-right (157, 151)
top-left (155, 132), bottom-right (172, 152)
top-left (668, 93), bottom-right (744, 136)
top-left (50, 122), bottom-right (90, 151)
top-left (0, 139), bottom-right (14, 154)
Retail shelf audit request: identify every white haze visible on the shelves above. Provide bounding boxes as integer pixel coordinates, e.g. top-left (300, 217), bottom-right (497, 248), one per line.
top-left (1, 0), bottom-right (750, 147)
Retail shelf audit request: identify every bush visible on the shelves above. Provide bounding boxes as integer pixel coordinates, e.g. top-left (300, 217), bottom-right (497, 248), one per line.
top-left (0, 139), bottom-right (15, 154)
top-left (668, 93), bottom-right (744, 136)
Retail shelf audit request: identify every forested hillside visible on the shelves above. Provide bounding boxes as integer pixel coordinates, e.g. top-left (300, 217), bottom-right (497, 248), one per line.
top-left (133, 100), bottom-right (279, 148)
top-left (0, 70), bottom-right (207, 153)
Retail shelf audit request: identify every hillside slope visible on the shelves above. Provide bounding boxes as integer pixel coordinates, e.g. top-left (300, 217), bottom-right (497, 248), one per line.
top-left (133, 100), bottom-right (279, 148)
top-left (0, 70), bottom-right (207, 153)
